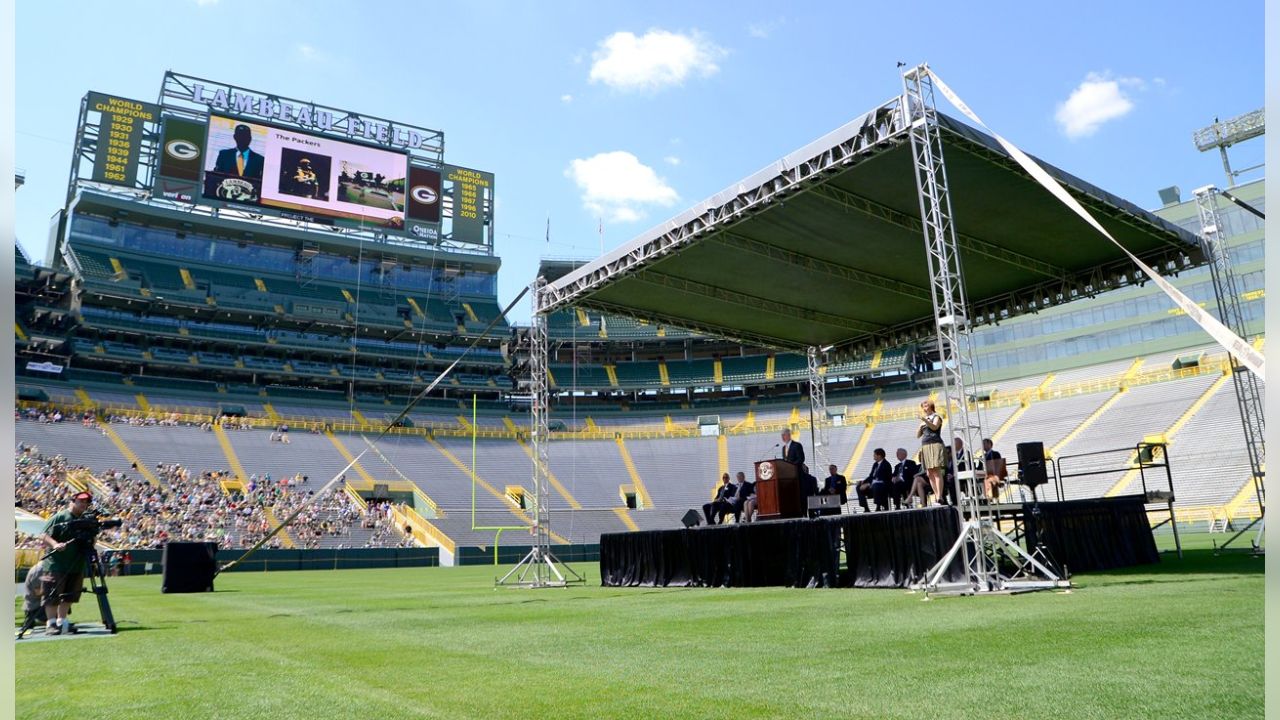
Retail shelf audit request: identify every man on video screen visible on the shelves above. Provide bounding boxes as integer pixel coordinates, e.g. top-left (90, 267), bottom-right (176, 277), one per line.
top-left (288, 157), bottom-right (320, 199)
top-left (212, 124), bottom-right (264, 179)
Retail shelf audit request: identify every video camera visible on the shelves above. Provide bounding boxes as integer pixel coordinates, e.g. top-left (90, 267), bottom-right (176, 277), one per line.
top-left (18, 511), bottom-right (123, 638)
top-left (53, 512), bottom-right (123, 542)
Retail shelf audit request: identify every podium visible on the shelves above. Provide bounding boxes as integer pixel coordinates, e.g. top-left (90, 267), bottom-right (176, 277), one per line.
top-left (754, 459), bottom-right (804, 520)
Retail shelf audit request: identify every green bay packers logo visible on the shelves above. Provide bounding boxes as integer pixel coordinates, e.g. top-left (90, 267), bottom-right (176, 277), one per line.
top-left (164, 139), bottom-right (200, 162)
top-left (410, 185), bottom-right (438, 206)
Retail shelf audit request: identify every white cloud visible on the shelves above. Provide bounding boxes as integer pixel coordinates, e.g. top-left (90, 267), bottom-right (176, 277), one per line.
top-left (295, 43), bottom-right (322, 62)
top-left (747, 18), bottom-right (784, 39)
top-left (1055, 72), bottom-right (1140, 139)
top-left (663, 155), bottom-right (681, 166)
top-left (588, 29), bottom-right (725, 92)
top-left (561, 94), bottom-right (574, 104)
top-left (611, 207), bottom-right (641, 223)
top-left (565, 151), bottom-right (678, 223)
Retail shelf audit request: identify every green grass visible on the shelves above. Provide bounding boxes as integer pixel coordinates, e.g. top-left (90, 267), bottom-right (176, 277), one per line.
top-left (16, 533), bottom-right (1262, 720)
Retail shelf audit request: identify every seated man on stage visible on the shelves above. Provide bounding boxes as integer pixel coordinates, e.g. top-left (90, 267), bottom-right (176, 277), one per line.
top-left (981, 438), bottom-right (1006, 500)
top-left (943, 437), bottom-right (971, 506)
top-left (890, 448), bottom-right (920, 510)
top-left (702, 473), bottom-right (739, 525)
top-left (729, 471), bottom-right (754, 523)
top-left (741, 475), bottom-right (759, 523)
top-left (855, 448), bottom-right (893, 512)
top-left (818, 464), bottom-right (847, 516)
top-left (799, 464), bottom-right (822, 518)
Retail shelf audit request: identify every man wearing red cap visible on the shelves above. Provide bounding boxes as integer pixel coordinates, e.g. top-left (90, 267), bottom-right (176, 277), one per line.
top-left (38, 491), bottom-right (93, 635)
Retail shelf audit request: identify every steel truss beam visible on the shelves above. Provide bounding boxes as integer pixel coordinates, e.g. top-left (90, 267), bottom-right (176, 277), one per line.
top-left (903, 64), bottom-right (1065, 596)
top-left (541, 100), bottom-right (909, 314)
top-left (807, 346), bottom-right (830, 471)
top-left (498, 277), bottom-right (584, 587)
top-left (1194, 186), bottom-right (1265, 553)
top-left (714, 231), bottom-right (932, 302)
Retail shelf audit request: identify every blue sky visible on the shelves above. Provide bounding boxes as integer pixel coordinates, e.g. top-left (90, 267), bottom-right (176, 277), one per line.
top-left (15, 1), bottom-right (1264, 322)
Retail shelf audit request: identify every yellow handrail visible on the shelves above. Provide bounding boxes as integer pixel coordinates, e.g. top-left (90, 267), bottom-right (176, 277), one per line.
top-left (19, 348), bottom-right (1238, 444)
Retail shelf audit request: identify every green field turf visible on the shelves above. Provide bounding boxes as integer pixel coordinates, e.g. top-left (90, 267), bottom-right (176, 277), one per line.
top-left (15, 533), bottom-right (1262, 720)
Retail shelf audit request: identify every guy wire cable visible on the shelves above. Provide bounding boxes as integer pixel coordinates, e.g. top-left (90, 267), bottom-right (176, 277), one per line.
top-left (376, 236), bottom-right (450, 505)
top-left (217, 284), bottom-right (529, 574)
top-left (1218, 189), bottom-right (1265, 220)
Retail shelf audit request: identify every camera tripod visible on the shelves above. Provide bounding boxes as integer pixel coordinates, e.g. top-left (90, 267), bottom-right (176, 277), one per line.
top-left (17, 537), bottom-right (117, 639)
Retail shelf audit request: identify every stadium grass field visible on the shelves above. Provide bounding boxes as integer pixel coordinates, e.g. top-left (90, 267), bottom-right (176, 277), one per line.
top-left (15, 533), bottom-right (1261, 720)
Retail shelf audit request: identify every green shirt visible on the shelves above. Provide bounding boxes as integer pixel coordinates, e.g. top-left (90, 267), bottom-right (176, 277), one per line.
top-left (41, 509), bottom-right (86, 574)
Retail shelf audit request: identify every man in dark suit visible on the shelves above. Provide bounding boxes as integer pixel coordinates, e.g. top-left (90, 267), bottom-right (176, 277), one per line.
top-left (799, 464), bottom-right (822, 518)
top-left (212, 124), bottom-right (265, 179)
top-left (981, 438), bottom-right (1005, 500)
top-left (890, 447), bottom-right (920, 510)
top-left (780, 428), bottom-right (805, 466)
top-left (818, 464), bottom-right (847, 517)
top-left (726, 471), bottom-right (753, 524)
top-left (702, 473), bottom-right (737, 525)
top-left (821, 464), bottom-right (847, 504)
top-left (856, 448), bottom-right (893, 512)
top-left (944, 437), bottom-right (970, 506)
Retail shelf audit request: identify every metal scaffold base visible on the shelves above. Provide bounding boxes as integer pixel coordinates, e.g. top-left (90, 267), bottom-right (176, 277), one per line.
top-left (496, 547), bottom-right (587, 588)
top-left (915, 518), bottom-right (1071, 597)
top-left (1214, 516), bottom-right (1265, 556)
top-left (495, 276), bottom-right (586, 589)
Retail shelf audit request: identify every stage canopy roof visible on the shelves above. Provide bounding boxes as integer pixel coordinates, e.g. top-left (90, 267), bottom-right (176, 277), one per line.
top-left (542, 97), bottom-right (1203, 358)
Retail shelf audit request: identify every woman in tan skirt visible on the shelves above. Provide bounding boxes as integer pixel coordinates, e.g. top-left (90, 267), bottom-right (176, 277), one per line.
top-left (916, 400), bottom-right (946, 505)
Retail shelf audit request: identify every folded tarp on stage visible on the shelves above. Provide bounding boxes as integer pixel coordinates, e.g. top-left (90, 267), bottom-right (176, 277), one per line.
top-left (1024, 494), bottom-right (1160, 574)
top-left (599, 506), bottom-right (962, 588)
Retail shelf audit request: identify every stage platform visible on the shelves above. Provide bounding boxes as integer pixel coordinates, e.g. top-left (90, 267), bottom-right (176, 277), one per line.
top-left (599, 496), bottom-right (1159, 588)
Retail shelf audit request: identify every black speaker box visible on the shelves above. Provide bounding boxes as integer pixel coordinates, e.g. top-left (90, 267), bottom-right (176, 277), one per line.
top-left (1016, 441), bottom-right (1048, 487)
top-left (161, 541), bottom-right (218, 593)
top-left (681, 509), bottom-right (702, 528)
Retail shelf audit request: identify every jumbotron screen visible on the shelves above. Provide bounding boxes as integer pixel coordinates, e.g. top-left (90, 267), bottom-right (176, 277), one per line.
top-left (201, 114), bottom-right (407, 228)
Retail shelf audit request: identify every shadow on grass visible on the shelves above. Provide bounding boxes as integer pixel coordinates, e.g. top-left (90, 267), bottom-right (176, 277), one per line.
top-left (1078, 548), bottom-right (1262, 581)
top-left (115, 623), bottom-right (161, 633)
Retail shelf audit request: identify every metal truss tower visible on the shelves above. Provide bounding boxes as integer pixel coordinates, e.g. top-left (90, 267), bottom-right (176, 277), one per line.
top-left (903, 64), bottom-right (1066, 594)
top-left (807, 346), bottom-right (830, 472)
top-left (498, 277), bottom-right (584, 587)
top-left (1193, 186), bottom-right (1266, 552)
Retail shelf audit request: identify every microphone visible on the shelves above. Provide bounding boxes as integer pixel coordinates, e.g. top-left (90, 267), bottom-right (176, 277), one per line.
top-left (773, 443), bottom-right (781, 459)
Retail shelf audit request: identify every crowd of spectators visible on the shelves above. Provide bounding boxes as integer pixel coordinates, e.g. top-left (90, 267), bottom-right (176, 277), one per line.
top-left (16, 406), bottom-right (68, 424)
top-left (13, 415), bottom-right (411, 550)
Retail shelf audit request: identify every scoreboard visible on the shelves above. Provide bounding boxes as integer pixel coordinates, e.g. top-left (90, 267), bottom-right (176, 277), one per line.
top-left (71, 75), bottom-right (495, 250)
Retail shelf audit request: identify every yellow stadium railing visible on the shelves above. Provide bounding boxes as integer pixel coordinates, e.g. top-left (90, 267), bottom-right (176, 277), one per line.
top-left (18, 347), bottom-right (1240, 448)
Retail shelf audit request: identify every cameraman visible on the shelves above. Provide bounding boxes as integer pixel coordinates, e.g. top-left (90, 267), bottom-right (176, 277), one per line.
top-left (39, 491), bottom-right (93, 635)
